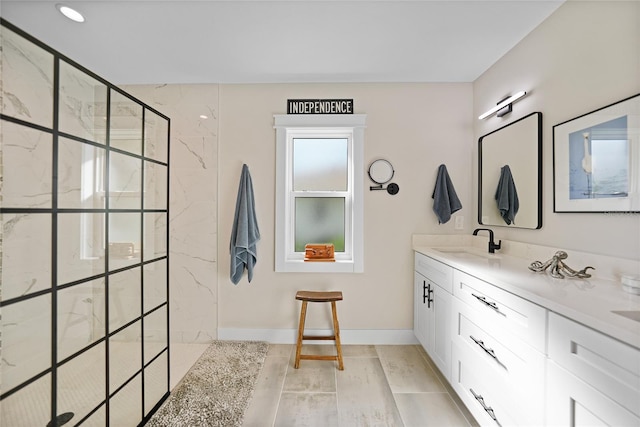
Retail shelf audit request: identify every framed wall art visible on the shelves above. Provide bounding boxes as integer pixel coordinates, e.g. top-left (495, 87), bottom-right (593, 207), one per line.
top-left (553, 93), bottom-right (640, 213)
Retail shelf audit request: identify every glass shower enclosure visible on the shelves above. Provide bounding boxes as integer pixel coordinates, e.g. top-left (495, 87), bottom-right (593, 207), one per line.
top-left (0, 19), bottom-right (170, 426)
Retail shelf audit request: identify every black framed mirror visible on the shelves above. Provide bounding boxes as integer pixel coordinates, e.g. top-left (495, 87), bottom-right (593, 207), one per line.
top-left (478, 112), bottom-right (542, 229)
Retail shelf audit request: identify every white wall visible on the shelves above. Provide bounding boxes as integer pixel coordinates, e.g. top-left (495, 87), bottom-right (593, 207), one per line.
top-left (473, 0), bottom-right (640, 260)
top-left (217, 83), bottom-right (473, 341)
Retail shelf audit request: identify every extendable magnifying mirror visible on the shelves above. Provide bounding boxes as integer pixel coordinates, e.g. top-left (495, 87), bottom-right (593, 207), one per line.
top-left (368, 159), bottom-right (399, 195)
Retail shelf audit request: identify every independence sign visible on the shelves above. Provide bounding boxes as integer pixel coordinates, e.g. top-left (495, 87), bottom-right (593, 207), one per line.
top-left (287, 99), bottom-right (354, 114)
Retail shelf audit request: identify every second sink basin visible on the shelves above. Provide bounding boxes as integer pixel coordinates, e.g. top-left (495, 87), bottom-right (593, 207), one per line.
top-left (611, 310), bottom-right (640, 323)
top-left (434, 247), bottom-right (497, 260)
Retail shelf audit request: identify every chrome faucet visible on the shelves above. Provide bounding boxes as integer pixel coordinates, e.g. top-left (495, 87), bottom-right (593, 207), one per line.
top-left (473, 228), bottom-right (502, 254)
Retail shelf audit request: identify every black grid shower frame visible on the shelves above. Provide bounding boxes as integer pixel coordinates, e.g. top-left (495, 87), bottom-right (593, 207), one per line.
top-left (0, 18), bottom-right (171, 426)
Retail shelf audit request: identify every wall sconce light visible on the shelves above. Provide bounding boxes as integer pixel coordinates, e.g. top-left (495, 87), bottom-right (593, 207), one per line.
top-left (478, 91), bottom-right (527, 120)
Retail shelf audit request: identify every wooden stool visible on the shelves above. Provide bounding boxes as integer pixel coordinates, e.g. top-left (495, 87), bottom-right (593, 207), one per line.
top-left (294, 291), bottom-right (344, 370)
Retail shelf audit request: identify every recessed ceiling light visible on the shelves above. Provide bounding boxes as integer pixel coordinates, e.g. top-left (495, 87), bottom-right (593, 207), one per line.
top-left (199, 115), bottom-right (209, 119)
top-left (56, 4), bottom-right (85, 23)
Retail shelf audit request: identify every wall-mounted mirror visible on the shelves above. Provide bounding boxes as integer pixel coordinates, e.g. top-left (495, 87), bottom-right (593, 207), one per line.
top-left (369, 159), bottom-right (394, 184)
top-left (368, 159), bottom-right (399, 195)
top-left (478, 112), bottom-right (542, 229)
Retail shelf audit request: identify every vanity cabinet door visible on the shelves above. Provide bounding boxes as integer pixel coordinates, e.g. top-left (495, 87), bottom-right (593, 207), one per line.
top-left (546, 361), bottom-right (640, 426)
top-left (431, 281), bottom-right (452, 379)
top-left (547, 312), bottom-right (640, 422)
top-left (414, 252), bottom-right (453, 380)
top-left (415, 271), bottom-right (451, 370)
top-left (414, 271), bottom-right (429, 349)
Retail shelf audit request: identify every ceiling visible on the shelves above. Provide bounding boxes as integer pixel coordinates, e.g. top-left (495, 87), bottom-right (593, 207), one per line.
top-left (1, 0), bottom-right (564, 85)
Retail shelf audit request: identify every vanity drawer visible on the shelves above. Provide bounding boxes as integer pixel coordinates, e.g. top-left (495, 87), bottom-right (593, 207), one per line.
top-left (548, 312), bottom-right (640, 418)
top-left (452, 269), bottom-right (546, 352)
top-left (415, 252), bottom-right (453, 292)
top-left (453, 298), bottom-right (545, 423)
top-left (451, 342), bottom-right (521, 427)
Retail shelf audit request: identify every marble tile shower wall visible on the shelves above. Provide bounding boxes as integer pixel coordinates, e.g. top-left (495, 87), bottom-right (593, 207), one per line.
top-left (122, 84), bottom-right (219, 343)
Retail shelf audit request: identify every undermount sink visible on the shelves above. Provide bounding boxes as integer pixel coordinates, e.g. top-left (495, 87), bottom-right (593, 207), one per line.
top-left (434, 248), bottom-right (497, 260)
top-left (611, 310), bottom-right (640, 323)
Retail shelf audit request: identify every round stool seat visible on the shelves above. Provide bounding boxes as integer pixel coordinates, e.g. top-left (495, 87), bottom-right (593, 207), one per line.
top-left (296, 290), bottom-right (343, 302)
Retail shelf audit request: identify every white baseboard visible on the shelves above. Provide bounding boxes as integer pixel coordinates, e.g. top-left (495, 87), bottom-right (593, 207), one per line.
top-left (217, 328), bottom-right (419, 345)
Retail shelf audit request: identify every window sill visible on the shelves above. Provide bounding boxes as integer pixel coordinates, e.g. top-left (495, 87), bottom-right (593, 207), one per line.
top-left (276, 259), bottom-right (362, 273)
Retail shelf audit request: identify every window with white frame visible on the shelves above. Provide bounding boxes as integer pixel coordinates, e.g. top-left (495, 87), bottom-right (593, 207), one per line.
top-left (274, 114), bottom-right (366, 272)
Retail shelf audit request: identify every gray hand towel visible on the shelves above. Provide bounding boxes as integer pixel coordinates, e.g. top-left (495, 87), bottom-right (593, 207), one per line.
top-left (230, 164), bottom-right (260, 284)
top-left (495, 165), bottom-right (519, 225)
top-left (432, 164), bottom-right (462, 224)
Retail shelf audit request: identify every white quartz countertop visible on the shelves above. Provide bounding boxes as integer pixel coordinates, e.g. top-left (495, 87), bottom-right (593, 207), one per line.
top-left (413, 244), bottom-right (640, 349)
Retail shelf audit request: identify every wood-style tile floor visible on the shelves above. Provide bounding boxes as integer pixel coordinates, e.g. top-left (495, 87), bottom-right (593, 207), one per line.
top-left (242, 344), bottom-right (478, 427)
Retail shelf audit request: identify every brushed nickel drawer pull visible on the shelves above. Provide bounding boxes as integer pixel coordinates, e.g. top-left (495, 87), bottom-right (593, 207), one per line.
top-left (471, 293), bottom-right (504, 315)
top-left (470, 388), bottom-right (502, 427)
top-left (469, 335), bottom-right (507, 369)
top-left (470, 335), bottom-right (497, 359)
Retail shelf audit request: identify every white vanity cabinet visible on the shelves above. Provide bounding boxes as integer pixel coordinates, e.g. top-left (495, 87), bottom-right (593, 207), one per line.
top-left (414, 252), bottom-right (453, 380)
top-left (412, 244), bottom-right (640, 427)
top-left (450, 270), bottom-right (547, 426)
top-left (546, 312), bottom-right (640, 426)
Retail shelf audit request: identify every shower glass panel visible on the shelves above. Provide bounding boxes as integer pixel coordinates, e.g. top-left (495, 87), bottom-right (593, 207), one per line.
top-left (58, 136), bottom-right (106, 209)
top-left (0, 20), bottom-right (170, 426)
top-left (0, 121), bottom-right (53, 208)
top-left (0, 25), bottom-right (53, 127)
top-left (144, 109), bottom-right (169, 163)
top-left (1, 213), bottom-right (51, 300)
top-left (109, 212), bottom-right (141, 270)
top-left (0, 374), bottom-right (51, 426)
top-left (109, 321), bottom-right (142, 393)
top-left (143, 259), bottom-right (167, 312)
top-left (109, 151), bottom-right (142, 210)
top-left (144, 161), bottom-right (168, 210)
top-left (108, 267), bottom-right (141, 332)
top-left (109, 374), bottom-right (142, 427)
top-left (110, 90), bottom-right (143, 155)
top-left (57, 212), bottom-right (105, 285)
top-left (58, 60), bottom-right (108, 144)
top-left (144, 353), bottom-right (168, 416)
top-left (144, 306), bottom-right (168, 364)
top-left (82, 405), bottom-right (107, 426)
top-left (144, 212), bottom-right (167, 261)
top-left (0, 294), bottom-right (51, 392)
top-left (56, 343), bottom-right (106, 423)
top-left (57, 278), bottom-right (106, 360)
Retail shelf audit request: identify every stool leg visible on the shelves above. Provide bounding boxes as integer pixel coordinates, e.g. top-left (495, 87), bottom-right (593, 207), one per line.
top-left (294, 300), bottom-right (308, 369)
top-left (331, 301), bottom-right (344, 370)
